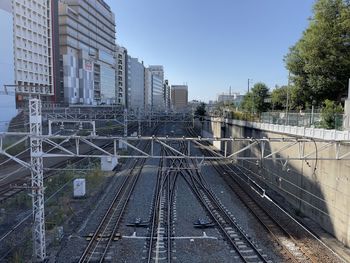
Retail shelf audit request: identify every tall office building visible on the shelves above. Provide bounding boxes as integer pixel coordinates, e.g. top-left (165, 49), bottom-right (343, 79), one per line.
top-left (9, 0), bottom-right (57, 104)
top-left (151, 74), bottom-right (164, 111)
top-left (171, 85), bottom-right (188, 112)
top-left (116, 45), bottom-right (127, 106)
top-left (127, 56), bottom-right (144, 111)
top-left (145, 65), bottom-right (165, 111)
top-left (58, 0), bottom-right (117, 105)
top-left (144, 68), bottom-right (152, 111)
top-left (164, 80), bottom-right (171, 112)
top-left (148, 65), bottom-right (164, 83)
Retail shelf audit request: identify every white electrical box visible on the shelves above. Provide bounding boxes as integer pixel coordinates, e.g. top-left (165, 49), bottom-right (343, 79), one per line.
top-left (101, 156), bottom-right (118, 171)
top-left (73, 178), bottom-right (86, 197)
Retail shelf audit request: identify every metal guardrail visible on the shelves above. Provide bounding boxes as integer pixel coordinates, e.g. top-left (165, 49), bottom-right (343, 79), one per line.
top-left (208, 117), bottom-right (350, 141)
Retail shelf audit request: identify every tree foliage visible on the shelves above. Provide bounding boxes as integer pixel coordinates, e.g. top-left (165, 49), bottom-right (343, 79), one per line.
top-left (195, 102), bottom-right (206, 120)
top-left (285, 0), bottom-right (350, 107)
top-left (271, 85), bottom-right (289, 110)
top-left (320, 99), bottom-right (343, 129)
top-left (241, 82), bottom-right (270, 113)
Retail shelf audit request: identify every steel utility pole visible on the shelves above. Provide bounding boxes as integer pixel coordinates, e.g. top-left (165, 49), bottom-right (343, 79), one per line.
top-left (248, 79), bottom-right (253, 93)
top-left (286, 71), bottom-right (290, 126)
top-left (29, 98), bottom-right (46, 261)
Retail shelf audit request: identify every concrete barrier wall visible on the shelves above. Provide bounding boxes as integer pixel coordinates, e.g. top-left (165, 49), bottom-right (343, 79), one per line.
top-left (203, 118), bottom-right (350, 247)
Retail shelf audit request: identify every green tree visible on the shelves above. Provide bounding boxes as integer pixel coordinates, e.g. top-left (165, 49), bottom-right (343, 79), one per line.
top-left (285, 0), bottom-right (350, 107)
top-left (271, 85), bottom-right (288, 110)
top-left (195, 102), bottom-right (206, 120)
top-left (242, 82), bottom-right (270, 113)
top-left (320, 99), bottom-right (343, 129)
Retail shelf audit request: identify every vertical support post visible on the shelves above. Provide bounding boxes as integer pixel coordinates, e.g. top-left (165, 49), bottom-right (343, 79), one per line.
top-left (48, 120), bottom-right (52, 135)
top-left (121, 108), bottom-right (128, 149)
top-left (138, 108), bottom-right (141, 136)
top-left (29, 99), bottom-right (46, 261)
top-left (151, 139), bottom-right (154, 156)
top-left (149, 111), bottom-right (151, 128)
top-left (92, 121), bottom-right (96, 136)
top-left (124, 109), bottom-right (128, 137)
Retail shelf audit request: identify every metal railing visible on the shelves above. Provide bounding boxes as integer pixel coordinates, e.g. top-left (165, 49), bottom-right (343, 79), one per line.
top-left (260, 112), bottom-right (345, 130)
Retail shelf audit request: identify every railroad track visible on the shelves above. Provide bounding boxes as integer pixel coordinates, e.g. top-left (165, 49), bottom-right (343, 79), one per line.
top-left (0, 124), bottom-right (140, 202)
top-left (0, 141), bottom-right (114, 203)
top-left (180, 159), bottom-right (270, 263)
top-left (78, 147), bottom-right (148, 262)
top-left (79, 125), bottom-right (159, 263)
top-left (146, 146), bottom-right (180, 263)
top-left (186, 126), bottom-right (319, 263)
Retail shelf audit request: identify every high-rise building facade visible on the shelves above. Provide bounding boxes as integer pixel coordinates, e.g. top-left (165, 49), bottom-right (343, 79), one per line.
top-left (144, 67), bottom-right (152, 111)
top-left (145, 65), bottom-right (165, 111)
top-left (171, 85), bottom-right (188, 112)
top-left (164, 79), bottom-right (171, 112)
top-left (148, 65), bottom-right (164, 83)
top-left (151, 74), bottom-right (164, 111)
top-left (10, 0), bottom-right (56, 103)
top-left (58, 0), bottom-right (116, 105)
top-left (116, 45), bottom-right (127, 106)
top-left (127, 56), bottom-right (144, 111)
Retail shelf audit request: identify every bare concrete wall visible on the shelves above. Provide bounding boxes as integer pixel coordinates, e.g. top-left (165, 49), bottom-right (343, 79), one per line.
top-left (202, 118), bottom-right (350, 247)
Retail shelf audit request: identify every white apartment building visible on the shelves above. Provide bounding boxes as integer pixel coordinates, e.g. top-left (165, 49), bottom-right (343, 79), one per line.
top-left (12, 0), bottom-right (55, 98)
top-left (116, 45), bottom-right (127, 106)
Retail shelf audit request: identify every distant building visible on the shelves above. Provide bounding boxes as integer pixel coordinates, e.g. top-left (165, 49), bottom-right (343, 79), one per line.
top-left (127, 56), bottom-right (145, 111)
top-left (116, 45), bottom-right (127, 106)
top-left (58, 0), bottom-right (117, 105)
top-left (171, 85), bottom-right (188, 112)
top-left (152, 74), bottom-right (164, 111)
top-left (3, 0), bottom-right (57, 106)
top-left (148, 65), bottom-right (164, 83)
top-left (217, 92), bottom-right (240, 103)
top-left (145, 65), bottom-right (165, 111)
top-left (164, 80), bottom-right (171, 112)
top-left (144, 68), bottom-right (152, 111)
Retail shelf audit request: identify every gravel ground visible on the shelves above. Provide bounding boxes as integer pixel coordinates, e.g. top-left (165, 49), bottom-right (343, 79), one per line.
top-left (112, 144), bottom-right (161, 262)
top-left (173, 175), bottom-right (237, 263)
top-left (55, 166), bottom-right (128, 263)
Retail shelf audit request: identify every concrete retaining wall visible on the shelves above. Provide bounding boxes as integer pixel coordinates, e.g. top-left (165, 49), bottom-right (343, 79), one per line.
top-left (202, 118), bottom-right (350, 247)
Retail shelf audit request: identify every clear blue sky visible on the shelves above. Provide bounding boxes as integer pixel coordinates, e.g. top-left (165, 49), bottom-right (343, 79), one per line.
top-left (106, 0), bottom-right (315, 102)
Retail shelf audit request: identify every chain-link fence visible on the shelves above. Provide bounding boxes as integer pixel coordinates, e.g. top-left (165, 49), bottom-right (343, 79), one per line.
top-left (260, 112), bottom-right (345, 130)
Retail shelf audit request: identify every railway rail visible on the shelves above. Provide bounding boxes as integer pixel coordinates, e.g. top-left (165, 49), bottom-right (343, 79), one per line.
top-left (186, 126), bottom-right (334, 263)
top-left (181, 159), bottom-right (270, 263)
top-left (78, 145), bottom-right (149, 262)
